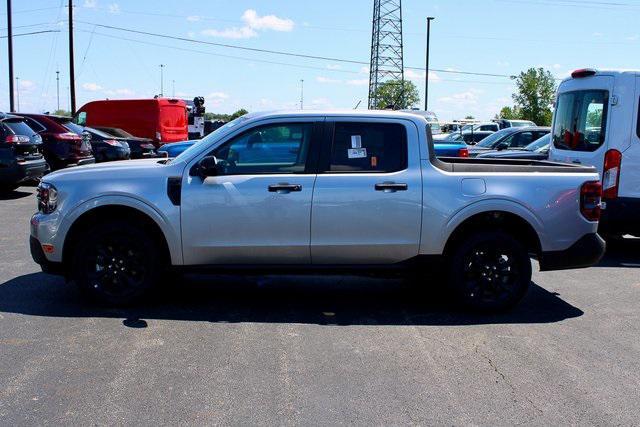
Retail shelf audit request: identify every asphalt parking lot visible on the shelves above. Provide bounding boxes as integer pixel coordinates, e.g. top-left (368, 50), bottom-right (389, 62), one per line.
top-left (0, 186), bottom-right (638, 425)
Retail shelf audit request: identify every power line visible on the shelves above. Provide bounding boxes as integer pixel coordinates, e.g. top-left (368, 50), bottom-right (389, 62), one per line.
top-left (0, 29), bottom-right (60, 39)
top-left (74, 20), bottom-right (518, 80)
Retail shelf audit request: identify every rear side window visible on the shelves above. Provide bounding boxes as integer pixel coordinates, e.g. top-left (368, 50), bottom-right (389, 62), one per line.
top-left (553, 90), bottom-right (608, 152)
top-left (4, 120), bottom-right (35, 136)
top-left (328, 122), bottom-right (407, 173)
top-left (22, 117), bottom-right (46, 133)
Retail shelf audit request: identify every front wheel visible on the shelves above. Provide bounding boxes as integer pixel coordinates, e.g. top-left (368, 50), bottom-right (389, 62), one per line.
top-left (448, 231), bottom-right (531, 312)
top-left (71, 221), bottom-right (160, 305)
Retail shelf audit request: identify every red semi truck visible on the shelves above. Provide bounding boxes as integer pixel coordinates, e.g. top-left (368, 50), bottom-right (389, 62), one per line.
top-left (76, 98), bottom-right (189, 146)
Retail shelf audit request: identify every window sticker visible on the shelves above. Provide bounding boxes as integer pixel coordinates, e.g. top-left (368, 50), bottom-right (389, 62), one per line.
top-left (347, 148), bottom-right (367, 159)
top-left (351, 135), bottom-right (362, 148)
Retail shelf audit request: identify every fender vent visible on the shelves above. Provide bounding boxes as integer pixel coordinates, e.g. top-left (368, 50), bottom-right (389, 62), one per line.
top-left (167, 177), bottom-right (182, 206)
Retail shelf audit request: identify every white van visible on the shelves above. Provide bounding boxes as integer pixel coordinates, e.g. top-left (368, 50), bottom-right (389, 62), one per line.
top-left (549, 69), bottom-right (640, 237)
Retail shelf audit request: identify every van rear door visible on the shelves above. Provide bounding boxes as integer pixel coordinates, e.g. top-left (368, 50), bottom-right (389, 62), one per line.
top-left (159, 102), bottom-right (188, 143)
top-left (549, 75), bottom-right (614, 175)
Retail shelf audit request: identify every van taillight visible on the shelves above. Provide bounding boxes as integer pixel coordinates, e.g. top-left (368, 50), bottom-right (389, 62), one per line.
top-left (602, 149), bottom-right (622, 199)
top-left (571, 68), bottom-right (596, 78)
top-left (580, 181), bottom-right (602, 222)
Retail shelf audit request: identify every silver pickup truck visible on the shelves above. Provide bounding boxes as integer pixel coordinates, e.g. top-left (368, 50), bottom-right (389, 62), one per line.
top-left (30, 110), bottom-right (605, 311)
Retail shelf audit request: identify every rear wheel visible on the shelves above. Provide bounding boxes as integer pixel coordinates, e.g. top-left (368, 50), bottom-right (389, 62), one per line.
top-left (448, 231), bottom-right (531, 312)
top-left (71, 221), bottom-right (160, 305)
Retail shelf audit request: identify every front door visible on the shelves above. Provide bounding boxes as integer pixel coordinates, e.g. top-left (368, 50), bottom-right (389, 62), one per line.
top-left (311, 119), bottom-right (422, 264)
top-left (181, 120), bottom-right (321, 265)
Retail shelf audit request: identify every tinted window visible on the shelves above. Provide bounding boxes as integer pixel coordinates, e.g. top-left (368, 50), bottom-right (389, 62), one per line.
top-left (213, 123), bottom-right (313, 175)
top-left (4, 120), bottom-right (36, 136)
top-left (502, 131), bottom-right (534, 148)
top-left (22, 117), bottom-right (46, 132)
top-left (475, 129), bottom-right (512, 148)
top-left (61, 121), bottom-right (85, 135)
top-left (329, 122), bottom-right (407, 173)
top-left (552, 90), bottom-right (608, 152)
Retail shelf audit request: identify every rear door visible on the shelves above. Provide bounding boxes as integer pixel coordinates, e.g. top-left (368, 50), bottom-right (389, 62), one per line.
top-left (549, 76), bottom-right (614, 174)
top-left (310, 118), bottom-right (422, 264)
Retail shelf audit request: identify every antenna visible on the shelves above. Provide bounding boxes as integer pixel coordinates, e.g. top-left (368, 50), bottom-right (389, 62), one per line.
top-left (368, 0), bottom-right (405, 110)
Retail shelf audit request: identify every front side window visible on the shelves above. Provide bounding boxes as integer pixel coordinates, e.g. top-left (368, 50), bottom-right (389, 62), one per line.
top-left (328, 122), bottom-right (407, 173)
top-left (502, 131), bottom-right (534, 148)
top-left (22, 117), bottom-right (46, 133)
top-left (212, 123), bottom-right (313, 175)
top-left (552, 90), bottom-right (608, 152)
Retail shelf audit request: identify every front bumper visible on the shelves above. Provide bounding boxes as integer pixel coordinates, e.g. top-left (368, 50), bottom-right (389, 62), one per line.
top-left (539, 233), bottom-right (606, 271)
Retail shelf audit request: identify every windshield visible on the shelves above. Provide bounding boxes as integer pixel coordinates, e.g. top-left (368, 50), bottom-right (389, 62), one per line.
top-left (174, 115), bottom-right (251, 161)
top-left (524, 134), bottom-right (551, 152)
top-left (86, 127), bottom-right (120, 139)
top-left (474, 128), bottom-right (512, 148)
top-left (61, 120), bottom-right (85, 135)
top-left (511, 121), bottom-right (535, 127)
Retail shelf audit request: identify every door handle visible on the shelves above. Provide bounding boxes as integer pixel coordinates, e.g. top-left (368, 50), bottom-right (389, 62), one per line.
top-left (268, 183), bottom-right (302, 193)
top-left (572, 159), bottom-right (582, 164)
top-left (375, 182), bottom-right (408, 192)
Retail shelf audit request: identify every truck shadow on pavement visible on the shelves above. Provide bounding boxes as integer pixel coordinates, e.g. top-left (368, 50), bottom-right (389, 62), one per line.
top-left (0, 190), bottom-right (33, 201)
top-left (0, 273), bottom-right (583, 326)
top-left (596, 238), bottom-right (640, 268)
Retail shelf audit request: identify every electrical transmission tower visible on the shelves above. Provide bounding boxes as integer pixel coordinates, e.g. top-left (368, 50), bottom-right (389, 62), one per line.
top-left (368, 0), bottom-right (405, 110)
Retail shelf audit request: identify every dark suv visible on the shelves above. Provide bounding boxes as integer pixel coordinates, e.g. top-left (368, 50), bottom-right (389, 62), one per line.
top-left (0, 113), bottom-right (49, 192)
top-left (18, 113), bottom-right (94, 170)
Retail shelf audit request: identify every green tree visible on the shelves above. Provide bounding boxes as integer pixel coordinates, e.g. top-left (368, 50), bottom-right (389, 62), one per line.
top-left (497, 106), bottom-right (521, 120)
top-left (372, 80), bottom-right (420, 110)
top-left (465, 115), bottom-right (475, 120)
top-left (52, 109), bottom-right (71, 117)
top-left (511, 67), bottom-right (556, 126)
top-left (587, 107), bottom-right (603, 128)
top-left (229, 109), bottom-right (249, 121)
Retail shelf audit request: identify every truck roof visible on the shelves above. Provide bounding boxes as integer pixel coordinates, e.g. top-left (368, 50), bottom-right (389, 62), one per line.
top-left (239, 109), bottom-right (430, 124)
top-left (562, 68), bottom-right (640, 83)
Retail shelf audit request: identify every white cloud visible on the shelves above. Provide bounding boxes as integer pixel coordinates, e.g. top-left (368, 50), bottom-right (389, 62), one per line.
top-left (208, 92), bottom-right (229, 99)
top-left (438, 89), bottom-right (483, 107)
top-left (326, 64), bottom-right (342, 70)
top-left (18, 80), bottom-right (35, 91)
top-left (316, 76), bottom-right (341, 84)
top-left (83, 0), bottom-right (97, 8)
top-left (202, 9), bottom-right (294, 39)
top-left (405, 69), bottom-right (441, 83)
top-left (242, 9), bottom-right (294, 32)
top-left (201, 27), bottom-right (256, 39)
top-left (311, 98), bottom-right (333, 108)
top-left (115, 88), bottom-right (134, 95)
top-left (82, 82), bottom-right (103, 91)
top-left (108, 3), bottom-right (120, 14)
top-left (186, 15), bottom-right (201, 22)
top-left (347, 78), bottom-right (368, 86)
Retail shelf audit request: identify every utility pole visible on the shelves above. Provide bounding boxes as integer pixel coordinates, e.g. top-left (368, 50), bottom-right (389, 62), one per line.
top-left (159, 64), bottom-right (164, 97)
top-left (56, 69), bottom-right (60, 111)
top-left (68, 0), bottom-right (76, 114)
top-left (7, 0), bottom-right (15, 112)
top-left (425, 17), bottom-right (435, 112)
top-left (15, 77), bottom-right (19, 111)
top-left (299, 79), bottom-right (304, 110)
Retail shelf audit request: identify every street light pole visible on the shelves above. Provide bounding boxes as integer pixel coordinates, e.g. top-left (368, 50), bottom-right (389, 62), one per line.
top-left (425, 17), bottom-right (435, 112)
top-left (56, 70), bottom-right (60, 111)
top-left (15, 77), bottom-right (19, 111)
top-left (7, 0), bottom-right (15, 112)
top-left (159, 64), bottom-right (164, 97)
top-left (68, 0), bottom-right (76, 115)
top-left (300, 79), bottom-right (304, 110)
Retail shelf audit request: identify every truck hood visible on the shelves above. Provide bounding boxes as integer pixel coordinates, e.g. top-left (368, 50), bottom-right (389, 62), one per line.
top-left (44, 158), bottom-right (173, 185)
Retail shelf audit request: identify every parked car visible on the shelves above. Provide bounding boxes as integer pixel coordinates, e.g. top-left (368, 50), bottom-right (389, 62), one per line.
top-left (476, 134), bottom-right (551, 160)
top-left (157, 140), bottom-right (195, 158)
top-left (76, 98), bottom-right (188, 145)
top-left (0, 113), bottom-right (48, 192)
top-left (18, 113), bottom-right (94, 170)
top-left (468, 127), bottom-right (550, 157)
top-left (80, 127), bottom-right (131, 162)
top-left (31, 110), bottom-right (605, 312)
top-left (92, 127), bottom-right (157, 159)
top-left (434, 141), bottom-right (469, 157)
top-left (440, 130), bottom-right (495, 145)
top-left (495, 119), bottom-right (537, 129)
top-left (401, 110), bottom-right (441, 135)
top-left (549, 68), bottom-right (640, 238)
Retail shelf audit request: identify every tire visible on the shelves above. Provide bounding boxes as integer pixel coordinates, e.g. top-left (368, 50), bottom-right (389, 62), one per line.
top-left (71, 220), bottom-right (160, 305)
top-left (448, 231), bottom-right (531, 312)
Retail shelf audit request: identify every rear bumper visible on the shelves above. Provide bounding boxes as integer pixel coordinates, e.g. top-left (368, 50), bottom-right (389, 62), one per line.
top-left (599, 197), bottom-right (640, 236)
top-left (0, 158), bottom-right (48, 184)
top-left (539, 233), bottom-right (606, 271)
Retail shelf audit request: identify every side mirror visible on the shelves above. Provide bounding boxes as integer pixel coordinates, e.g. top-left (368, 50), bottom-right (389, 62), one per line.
top-left (197, 155), bottom-right (220, 178)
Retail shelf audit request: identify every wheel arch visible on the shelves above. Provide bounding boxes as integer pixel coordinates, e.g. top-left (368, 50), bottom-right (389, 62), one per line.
top-left (61, 200), bottom-right (178, 270)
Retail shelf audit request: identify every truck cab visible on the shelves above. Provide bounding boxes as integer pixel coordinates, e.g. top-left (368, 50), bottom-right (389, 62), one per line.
top-left (549, 69), bottom-right (640, 238)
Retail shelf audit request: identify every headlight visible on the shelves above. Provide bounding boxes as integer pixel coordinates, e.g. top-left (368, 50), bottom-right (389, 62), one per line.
top-left (36, 182), bottom-right (58, 214)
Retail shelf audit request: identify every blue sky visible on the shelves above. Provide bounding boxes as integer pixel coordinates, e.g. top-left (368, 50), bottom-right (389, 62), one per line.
top-left (1, 0), bottom-right (640, 121)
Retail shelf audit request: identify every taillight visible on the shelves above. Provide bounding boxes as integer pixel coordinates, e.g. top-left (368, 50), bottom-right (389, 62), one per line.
top-left (580, 181), bottom-right (602, 222)
top-left (56, 132), bottom-right (81, 141)
top-left (5, 135), bottom-right (30, 144)
top-left (602, 149), bottom-right (622, 199)
top-left (571, 68), bottom-right (596, 78)
top-left (458, 148), bottom-right (469, 157)
top-left (104, 139), bottom-right (122, 147)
